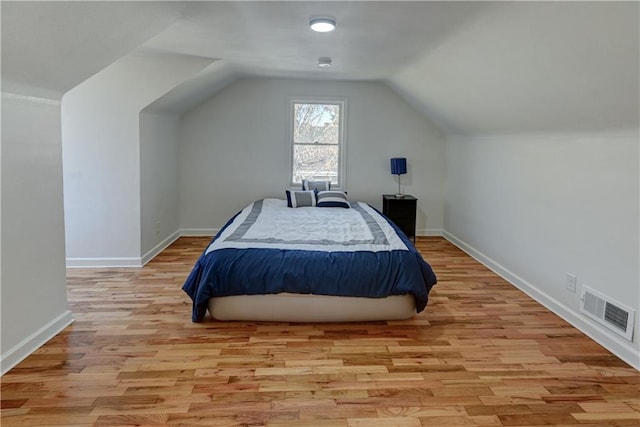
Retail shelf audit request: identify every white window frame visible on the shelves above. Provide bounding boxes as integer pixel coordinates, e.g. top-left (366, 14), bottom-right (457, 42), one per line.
top-left (289, 97), bottom-right (347, 189)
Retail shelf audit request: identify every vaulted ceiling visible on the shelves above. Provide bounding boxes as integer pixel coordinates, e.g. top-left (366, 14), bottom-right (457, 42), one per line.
top-left (2, 1), bottom-right (638, 135)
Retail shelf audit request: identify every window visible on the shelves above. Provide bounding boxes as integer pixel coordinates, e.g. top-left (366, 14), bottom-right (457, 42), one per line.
top-left (290, 98), bottom-right (346, 187)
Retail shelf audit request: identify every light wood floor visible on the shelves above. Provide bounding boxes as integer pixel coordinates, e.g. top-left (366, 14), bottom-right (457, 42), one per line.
top-left (1, 237), bottom-right (638, 426)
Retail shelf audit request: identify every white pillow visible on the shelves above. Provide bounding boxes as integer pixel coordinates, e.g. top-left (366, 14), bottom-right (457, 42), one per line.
top-left (286, 190), bottom-right (317, 208)
top-left (302, 179), bottom-right (331, 192)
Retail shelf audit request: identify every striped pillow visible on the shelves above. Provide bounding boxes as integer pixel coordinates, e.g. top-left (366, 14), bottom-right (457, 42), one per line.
top-left (286, 190), bottom-right (317, 208)
top-left (302, 179), bottom-right (331, 192)
top-left (316, 191), bottom-right (350, 208)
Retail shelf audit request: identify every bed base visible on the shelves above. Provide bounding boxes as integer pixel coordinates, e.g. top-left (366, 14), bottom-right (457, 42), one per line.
top-left (208, 293), bottom-right (416, 322)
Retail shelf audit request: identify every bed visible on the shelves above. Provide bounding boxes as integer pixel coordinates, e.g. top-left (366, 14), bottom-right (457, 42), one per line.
top-left (182, 197), bottom-right (437, 322)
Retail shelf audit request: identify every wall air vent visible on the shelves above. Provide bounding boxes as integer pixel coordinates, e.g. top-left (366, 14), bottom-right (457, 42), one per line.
top-left (580, 285), bottom-right (634, 341)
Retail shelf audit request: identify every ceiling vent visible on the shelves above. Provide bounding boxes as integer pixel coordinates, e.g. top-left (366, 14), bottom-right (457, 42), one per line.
top-left (580, 285), bottom-right (634, 341)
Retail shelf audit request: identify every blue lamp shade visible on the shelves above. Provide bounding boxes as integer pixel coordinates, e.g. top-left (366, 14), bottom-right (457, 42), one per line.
top-left (390, 157), bottom-right (407, 175)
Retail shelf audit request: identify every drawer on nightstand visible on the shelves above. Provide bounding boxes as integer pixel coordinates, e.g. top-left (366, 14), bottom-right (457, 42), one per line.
top-left (385, 210), bottom-right (415, 220)
top-left (392, 218), bottom-right (414, 233)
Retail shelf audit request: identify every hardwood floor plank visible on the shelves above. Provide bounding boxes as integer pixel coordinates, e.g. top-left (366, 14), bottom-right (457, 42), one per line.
top-left (1, 236), bottom-right (638, 426)
top-left (347, 417), bottom-right (422, 427)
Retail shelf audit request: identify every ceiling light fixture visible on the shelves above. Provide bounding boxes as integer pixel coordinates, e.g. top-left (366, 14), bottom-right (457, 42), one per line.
top-left (310, 17), bottom-right (336, 32)
top-left (318, 57), bottom-right (332, 68)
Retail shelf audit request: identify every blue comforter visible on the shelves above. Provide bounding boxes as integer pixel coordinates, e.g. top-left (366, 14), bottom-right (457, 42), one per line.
top-left (183, 199), bottom-right (437, 321)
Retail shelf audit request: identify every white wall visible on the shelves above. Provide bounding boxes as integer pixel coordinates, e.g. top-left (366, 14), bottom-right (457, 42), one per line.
top-left (139, 112), bottom-right (181, 261)
top-left (179, 78), bottom-right (446, 234)
top-left (388, 2), bottom-right (639, 135)
top-left (1, 93), bottom-right (72, 373)
top-left (62, 53), bottom-right (212, 266)
top-left (444, 131), bottom-right (640, 368)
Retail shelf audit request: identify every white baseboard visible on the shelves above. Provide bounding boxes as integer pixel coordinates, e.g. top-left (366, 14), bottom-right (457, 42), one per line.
top-left (141, 231), bottom-right (180, 265)
top-left (66, 230), bottom-right (217, 268)
top-left (416, 228), bottom-right (443, 237)
top-left (66, 256), bottom-right (142, 268)
top-left (442, 230), bottom-right (640, 371)
top-left (1, 310), bottom-right (74, 375)
top-left (179, 228), bottom-right (218, 237)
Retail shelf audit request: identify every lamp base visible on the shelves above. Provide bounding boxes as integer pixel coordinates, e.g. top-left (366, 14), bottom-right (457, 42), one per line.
top-left (394, 193), bottom-right (405, 198)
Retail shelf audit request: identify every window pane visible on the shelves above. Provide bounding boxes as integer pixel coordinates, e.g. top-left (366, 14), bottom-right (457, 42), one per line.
top-left (294, 103), bottom-right (340, 144)
top-left (292, 144), bottom-right (339, 184)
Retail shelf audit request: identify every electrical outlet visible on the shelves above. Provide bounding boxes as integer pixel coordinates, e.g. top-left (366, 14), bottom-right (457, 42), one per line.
top-left (566, 273), bottom-right (577, 293)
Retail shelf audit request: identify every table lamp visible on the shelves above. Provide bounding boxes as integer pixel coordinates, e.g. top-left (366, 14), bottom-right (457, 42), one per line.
top-left (390, 157), bottom-right (407, 198)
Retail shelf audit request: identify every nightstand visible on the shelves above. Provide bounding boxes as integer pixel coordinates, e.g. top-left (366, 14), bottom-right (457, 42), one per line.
top-left (382, 195), bottom-right (417, 242)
